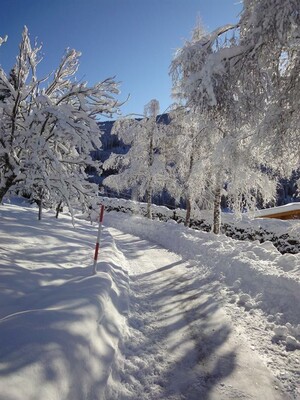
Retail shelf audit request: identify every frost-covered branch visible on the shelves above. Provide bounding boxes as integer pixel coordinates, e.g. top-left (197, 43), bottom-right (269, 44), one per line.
top-left (0, 27), bottom-right (122, 213)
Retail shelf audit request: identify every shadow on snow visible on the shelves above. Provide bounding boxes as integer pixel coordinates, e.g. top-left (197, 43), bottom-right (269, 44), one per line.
top-left (113, 232), bottom-right (236, 400)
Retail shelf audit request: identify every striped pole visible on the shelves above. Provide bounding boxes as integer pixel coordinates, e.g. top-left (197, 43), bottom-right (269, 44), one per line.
top-left (92, 204), bottom-right (104, 275)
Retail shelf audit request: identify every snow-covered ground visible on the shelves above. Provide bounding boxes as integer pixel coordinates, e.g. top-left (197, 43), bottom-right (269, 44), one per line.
top-left (0, 200), bottom-right (130, 400)
top-left (0, 199), bottom-right (300, 399)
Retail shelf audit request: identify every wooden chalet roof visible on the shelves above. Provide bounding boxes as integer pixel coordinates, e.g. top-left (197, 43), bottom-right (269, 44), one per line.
top-left (254, 203), bottom-right (300, 220)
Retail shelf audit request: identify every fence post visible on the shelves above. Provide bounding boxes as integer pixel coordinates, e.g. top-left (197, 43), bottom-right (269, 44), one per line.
top-left (92, 204), bottom-right (104, 275)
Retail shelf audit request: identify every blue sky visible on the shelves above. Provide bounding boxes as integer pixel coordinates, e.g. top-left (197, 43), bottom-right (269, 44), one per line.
top-left (0, 0), bottom-right (242, 118)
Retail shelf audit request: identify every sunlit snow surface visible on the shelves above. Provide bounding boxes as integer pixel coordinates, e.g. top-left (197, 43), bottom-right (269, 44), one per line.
top-left (0, 199), bottom-right (299, 399)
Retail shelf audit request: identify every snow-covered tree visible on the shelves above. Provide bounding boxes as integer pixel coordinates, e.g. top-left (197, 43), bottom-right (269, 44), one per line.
top-left (0, 27), bottom-right (121, 215)
top-left (238, 0), bottom-right (300, 174)
top-left (103, 99), bottom-right (167, 218)
top-left (170, 21), bottom-right (277, 233)
top-left (0, 35), bottom-right (7, 47)
top-left (164, 107), bottom-right (215, 226)
top-left (171, 23), bottom-right (238, 232)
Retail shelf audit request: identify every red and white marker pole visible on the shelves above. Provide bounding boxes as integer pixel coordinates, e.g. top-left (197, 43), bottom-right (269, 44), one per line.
top-left (92, 204), bottom-right (104, 275)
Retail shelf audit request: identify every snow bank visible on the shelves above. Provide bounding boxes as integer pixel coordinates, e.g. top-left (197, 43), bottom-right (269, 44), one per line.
top-left (106, 212), bottom-right (300, 351)
top-left (0, 202), bottom-right (129, 400)
top-left (96, 196), bottom-right (300, 254)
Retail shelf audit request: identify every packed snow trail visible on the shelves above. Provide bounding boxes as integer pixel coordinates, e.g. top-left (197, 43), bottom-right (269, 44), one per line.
top-left (108, 227), bottom-right (286, 400)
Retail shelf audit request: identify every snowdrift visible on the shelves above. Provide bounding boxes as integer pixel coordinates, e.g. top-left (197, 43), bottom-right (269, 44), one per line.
top-left (0, 202), bottom-right (129, 400)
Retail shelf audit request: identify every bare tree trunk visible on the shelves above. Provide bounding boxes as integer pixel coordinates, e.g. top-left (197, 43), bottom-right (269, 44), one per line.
top-left (185, 197), bottom-right (191, 227)
top-left (0, 174), bottom-right (16, 204)
top-left (38, 201), bottom-right (42, 220)
top-left (55, 201), bottom-right (63, 218)
top-left (213, 185), bottom-right (221, 234)
top-left (146, 125), bottom-right (154, 219)
top-left (38, 189), bottom-right (44, 221)
top-left (38, 200), bottom-right (43, 220)
top-left (146, 188), bottom-right (152, 219)
top-left (184, 152), bottom-right (194, 227)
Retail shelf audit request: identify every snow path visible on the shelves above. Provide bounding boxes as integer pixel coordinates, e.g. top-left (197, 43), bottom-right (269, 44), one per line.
top-left (108, 227), bottom-right (286, 400)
